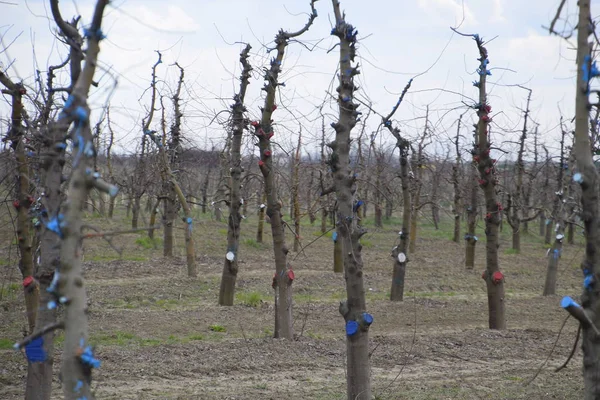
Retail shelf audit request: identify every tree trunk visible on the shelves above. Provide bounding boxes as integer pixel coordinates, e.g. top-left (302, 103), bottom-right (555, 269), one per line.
top-left (389, 131), bottom-right (411, 301)
top-left (465, 176), bottom-right (478, 269)
top-left (409, 123), bottom-right (426, 253)
top-left (539, 211), bottom-right (545, 237)
top-left (201, 167), bottom-right (210, 214)
top-left (374, 204), bottom-right (382, 228)
top-left (562, 3), bottom-right (600, 397)
top-left (131, 195), bottom-right (141, 229)
top-left (108, 194), bottom-right (115, 218)
top-left (256, 190), bottom-right (266, 243)
top-left (148, 197), bottom-right (160, 239)
top-left (512, 225), bottom-right (520, 253)
top-left (49, 7), bottom-right (111, 396)
top-left (308, 170), bottom-right (316, 224)
top-left (163, 194), bottom-right (175, 257)
top-left (331, 3), bottom-right (372, 398)
top-left (468, 32), bottom-right (505, 330)
top-left (98, 190), bottom-right (106, 216)
top-left (8, 88), bottom-right (38, 333)
top-left (251, 12), bottom-right (318, 338)
top-left (409, 206), bottom-right (418, 253)
top-left (293, 132), bottom-right (302, 252)
top-left (452, 115), bottom-right (463, 243)
top-left (543, 229), bottom-right (563, 296)
top-left (567, 220), bottom-right (574, 245)
top-left (333, 234), bottom-right (343, 273)
top-left (219, 45), bottom-right (251, 306)
top-left (385, 193), bottom-right (393, 220)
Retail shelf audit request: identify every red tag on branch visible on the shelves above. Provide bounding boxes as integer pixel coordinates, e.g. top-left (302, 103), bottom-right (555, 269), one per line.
top-left (23, 276), bottom-right (34, 287)
top-left (492, 271), bottom-right (504, 284)
top-left (287, 269), bottom-right (295, 281)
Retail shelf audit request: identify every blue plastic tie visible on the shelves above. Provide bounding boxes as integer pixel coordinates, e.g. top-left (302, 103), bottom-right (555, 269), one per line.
top-left (353, 200), bottom-right (364, 212)
top-left (24, 337), bottom-right (46, 362)
top-left (553, 248), bottom-right (560, 260)
top-left (561, 296), bottom-right (580, 309)
top-left (73, 106), bottom-right (88, 122)
top-left (47, 300), bottom-right (57, 310)
top-left (584, 275), bottom-right (594, 290)
top-left (46, 214), bottom-right (65, 238)
top-left (584, 268), bottom-right (591, 277)
top-left (332, 231), bottom-right (338, 243)
top-left (78, 338), bottom-right (101, 368)
top-left (346, 320), bottom-right (358, 336)
top-left (83, 27), bottom-right (106, 40)
top-left (573, 172), bottom-right (584, 184)
top-left (74, 380), bottom-right (84, 393)
top-left (362, 312), bottom-right (373, 326)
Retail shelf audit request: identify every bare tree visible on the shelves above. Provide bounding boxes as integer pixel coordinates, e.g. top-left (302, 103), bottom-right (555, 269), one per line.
top-left (452, 114), bottom-right (464, 243)
top-left (330, 1), bottom-right (373, 397)
top-left (219, 44), bottom-right (252, 306)
top-left (1, 70), bottom-right (37, 334)
top-left (465, 123), bottom-right (479, 269)
top-left (409, 107), bottom-right (429, 253)
top-left (292, 129), bottom-right (302, 252)
top-left (250, 0), bottom-right (317, 339)
top-left (455, 28), bottom-right (506, 329)
top-left (558, 2), bottom-right (600, 396)
top-left (506, 87), bottom-right (540, 253)
top-left (14, 3), bottom-right (115, 399)
top-left (543, 121), bottom-right (569, 295)
top-left (382, 78), bottom-right (412, 302)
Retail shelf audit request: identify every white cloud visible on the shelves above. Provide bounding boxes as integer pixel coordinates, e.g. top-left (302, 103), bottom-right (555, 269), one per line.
top-left (417, 0), bottom-right (476, 27)
top-left (123, 4), bottom-right (200, 34)
top-left (490, 0), bottom-right (506, 23)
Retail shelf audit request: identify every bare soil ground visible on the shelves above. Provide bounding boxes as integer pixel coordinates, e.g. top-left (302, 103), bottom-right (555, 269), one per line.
top-left (0, 210), bottom-right (586, 399)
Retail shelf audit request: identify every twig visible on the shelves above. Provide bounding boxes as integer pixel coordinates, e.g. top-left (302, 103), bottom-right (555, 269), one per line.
top-left (524, 315), bottom-right (570, 386)
top-left (14, 321), bottom-right (65, 350)
top-left (555, 324), bottom-right (581, 372)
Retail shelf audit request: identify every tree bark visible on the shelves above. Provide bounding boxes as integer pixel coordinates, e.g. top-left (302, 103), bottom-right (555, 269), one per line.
top-left (466, 31), bottom-right (506, 330)
top-left (452, 114), bottom-right (463, 243)
top-left (409, 110), bottom-right (428, 253)
top-left (382, 79), bottom-right (412, 302)
top-left (562, 3), bottom-right (600, 397)
top-left (51, 4), bottom-right (111, 397)
top-left (256, 189), bottom-right (266, 243)
top-left (219, 45), bottom-right (252, 306)
top-left (293, 132), bottom-right (302, 252)
top-left (331, 3), bottom-right (372, 398)
top-left (252, 5), bottom-right (316, 338)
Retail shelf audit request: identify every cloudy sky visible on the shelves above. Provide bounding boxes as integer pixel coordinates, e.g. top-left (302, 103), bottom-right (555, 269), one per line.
top-left (0, 0), bottom-right (583, 159)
